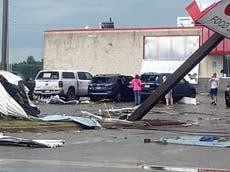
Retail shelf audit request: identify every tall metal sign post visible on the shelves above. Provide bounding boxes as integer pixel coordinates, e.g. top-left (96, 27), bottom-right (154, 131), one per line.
top-left (128, 0), bottom-right (230, 121)
top-left (1, 0), bottom-right (9, 70)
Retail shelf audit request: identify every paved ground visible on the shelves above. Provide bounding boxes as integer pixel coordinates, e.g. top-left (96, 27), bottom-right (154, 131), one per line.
top-left (0, 94), bottom-right (229, 172)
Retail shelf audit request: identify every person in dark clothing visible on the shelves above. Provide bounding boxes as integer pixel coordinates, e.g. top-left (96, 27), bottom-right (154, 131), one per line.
top-left (225, 85), bottom-right (230, 107)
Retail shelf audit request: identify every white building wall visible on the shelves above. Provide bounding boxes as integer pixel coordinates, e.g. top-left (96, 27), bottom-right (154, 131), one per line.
top-left (44, 28), bottom-right (203, 76)
top-left (199, 54), bottom-right (223, 78)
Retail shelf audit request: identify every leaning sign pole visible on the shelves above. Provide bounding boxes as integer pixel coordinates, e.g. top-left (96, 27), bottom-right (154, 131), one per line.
top-left (128, 0), bottom-right (229, 121)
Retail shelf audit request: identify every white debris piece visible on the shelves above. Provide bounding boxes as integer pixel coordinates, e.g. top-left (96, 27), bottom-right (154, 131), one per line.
top-left (0, 134), bottom-right (65, 148)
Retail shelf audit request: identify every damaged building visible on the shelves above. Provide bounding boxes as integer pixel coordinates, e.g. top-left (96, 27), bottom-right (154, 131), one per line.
top-left (43, 26), bottom-right (230, 93)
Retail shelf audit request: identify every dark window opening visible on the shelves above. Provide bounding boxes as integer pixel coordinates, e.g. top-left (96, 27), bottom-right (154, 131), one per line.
top-left (62, 72), bottom-right (75, 79)
top-left (223, 55), bottom-right (230, 77)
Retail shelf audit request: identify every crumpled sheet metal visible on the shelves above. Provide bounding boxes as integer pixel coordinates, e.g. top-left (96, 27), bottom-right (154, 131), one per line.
top-left (0, 134), bottom-right (65, 148)
top-left (0, 83), bottom-right (28, 118)
top-left (0, 71), bottom-right (40, 118)
top-left (156, 135), bottom-right (230, 147)
top-left (40, 114), bottom-right (102, 128)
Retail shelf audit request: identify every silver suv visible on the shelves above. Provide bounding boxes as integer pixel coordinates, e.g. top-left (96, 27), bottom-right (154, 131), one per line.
top-left (34, 70), bottom-right (93, 100)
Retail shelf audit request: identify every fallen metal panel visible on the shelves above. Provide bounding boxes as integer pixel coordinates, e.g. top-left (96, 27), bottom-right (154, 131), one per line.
top-left (0, 70), bottom-right (23, 85)
top-left (155, 135), bottom-right (230, 147)
top-left (40, 114), bottom-right (102, 128)
top-left (0, 83), bottom-right (28, 118)
top-left (0, 135), bottom-right (65, 148)
top-left (0, 71), bottom-right (40, 118)
top-left (71, 116), bottom-right (101, 128)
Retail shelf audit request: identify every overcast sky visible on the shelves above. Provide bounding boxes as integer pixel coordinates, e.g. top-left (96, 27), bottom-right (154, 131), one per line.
top-left (0, 0), bottom-right (192, 63)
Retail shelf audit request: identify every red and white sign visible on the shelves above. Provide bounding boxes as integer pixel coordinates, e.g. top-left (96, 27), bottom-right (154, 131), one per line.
top-left (186, 0), bottom-right (230, 39)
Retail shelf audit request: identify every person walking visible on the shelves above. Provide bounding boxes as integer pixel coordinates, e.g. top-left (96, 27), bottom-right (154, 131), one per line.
top-left (162, 75), bottom-right (173, 106)
top-left (129, 74), bottom-right (142, 105)
top-left (209, 72), bottom-right (220, 105)
top-left (225, 85), bottom-right (230, 107)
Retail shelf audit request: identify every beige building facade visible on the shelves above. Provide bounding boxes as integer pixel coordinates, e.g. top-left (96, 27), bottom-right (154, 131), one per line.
top-left (43, 27), bottom-right (229, 92)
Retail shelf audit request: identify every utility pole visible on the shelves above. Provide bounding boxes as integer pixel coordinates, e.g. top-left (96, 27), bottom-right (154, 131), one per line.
top-left (1, 0), bottom-right (9, 70)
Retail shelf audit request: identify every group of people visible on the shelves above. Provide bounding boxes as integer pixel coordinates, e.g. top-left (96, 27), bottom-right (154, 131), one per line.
top-left (129, 74), bottom-right (173, 106)
top-left (129, 72), bottom-right (229, 108)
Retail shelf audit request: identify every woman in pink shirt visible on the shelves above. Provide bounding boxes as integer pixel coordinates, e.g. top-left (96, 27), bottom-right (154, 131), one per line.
top-left (129, 74), bottom-right (142, 105)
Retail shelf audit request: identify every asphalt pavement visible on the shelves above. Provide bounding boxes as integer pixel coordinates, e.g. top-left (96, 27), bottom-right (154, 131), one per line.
top-left (0, 94), bottom-right (229, 172)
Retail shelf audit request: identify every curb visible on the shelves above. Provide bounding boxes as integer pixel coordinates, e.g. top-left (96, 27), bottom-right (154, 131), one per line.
top-left (142, 165), bottom-right (230, 172)
top-left (198, 169), bottom-right (230, 172)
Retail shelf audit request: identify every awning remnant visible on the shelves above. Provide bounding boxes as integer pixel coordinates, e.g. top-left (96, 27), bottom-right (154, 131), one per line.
top-left (0, 133), bottom-right (64, 148)
top-left (0, 71), bottom-right (40, 118)
top-left (40, 114), bottom-right (102, 129)
top-left (155, 135), bottom-right (230, 147)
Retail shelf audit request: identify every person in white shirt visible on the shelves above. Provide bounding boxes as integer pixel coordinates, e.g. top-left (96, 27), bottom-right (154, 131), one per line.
top-left (209, 73), bottom-right (220, 105)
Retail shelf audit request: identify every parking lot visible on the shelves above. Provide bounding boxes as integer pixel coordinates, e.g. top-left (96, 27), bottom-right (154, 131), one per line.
top-left (0, 94), bottom-right (229, 172)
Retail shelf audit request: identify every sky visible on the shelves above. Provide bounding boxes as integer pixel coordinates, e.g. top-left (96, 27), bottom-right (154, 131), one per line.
top-left (0, 0), bottom-right (192, 63)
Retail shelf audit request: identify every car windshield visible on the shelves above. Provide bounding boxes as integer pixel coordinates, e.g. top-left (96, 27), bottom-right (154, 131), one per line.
top-left (92, 77), bottom-right (112, 83)
top-left (37, 72), bottom-right (59, 79)
top-left (141, 75), bottom-right (160, 82)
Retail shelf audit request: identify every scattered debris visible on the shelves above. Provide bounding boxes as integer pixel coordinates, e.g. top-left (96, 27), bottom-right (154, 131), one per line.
top-left (40, 114), bottom-right (102, 129)
top-left (81, 111), bottom-right (103, 120)
top-left (155, 135), bottom-right (230, 147)
top-left (107, 105), bottom-right (139, 114)
top-left (0, 133), bottom-right (64, 148)
top-left (142, 165), bottom-right (230, 172)
top-left (48, 95), bottom-right (78, 104)
top-left (34, 95), bottom-right (90, 105)
top-left (138, 119), bottom-right (186, 127)
top-left (179, 97), bottom-right (197, 105)
top-left (81, 111), bottom-right (135, 126)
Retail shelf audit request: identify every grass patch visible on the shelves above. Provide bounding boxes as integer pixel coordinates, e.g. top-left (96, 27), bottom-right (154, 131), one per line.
top-left (0, 119), bottom-right (75, 128)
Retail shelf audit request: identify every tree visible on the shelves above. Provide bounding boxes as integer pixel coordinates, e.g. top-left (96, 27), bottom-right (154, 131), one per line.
top-left (26, 55), bottom-right (36, 64)
top-left (12, 56), bottom-right (43, 79)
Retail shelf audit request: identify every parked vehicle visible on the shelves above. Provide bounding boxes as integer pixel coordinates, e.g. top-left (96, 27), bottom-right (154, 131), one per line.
top-left (140, 72), bottom-right (196, 102)
top-left (34, 70), bottom-right (93, 100)
top-left (88, 74), bottom-right (133, 102)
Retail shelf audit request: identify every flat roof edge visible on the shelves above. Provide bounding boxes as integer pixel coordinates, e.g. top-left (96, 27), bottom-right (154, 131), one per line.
top-left (44, 26), bottom-right (203, 33)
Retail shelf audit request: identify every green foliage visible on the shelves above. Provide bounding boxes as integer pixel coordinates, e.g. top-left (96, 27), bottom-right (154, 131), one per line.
top-left (27, 55), bottom-right (36, 64)
top-left (12, 56), bottom-right (43, 79)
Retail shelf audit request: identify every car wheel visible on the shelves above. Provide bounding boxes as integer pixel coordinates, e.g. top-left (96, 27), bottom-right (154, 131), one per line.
top-left (66, 88), bottom-right (75, 101)
top-left (115, 93), bottom-right (122, 102)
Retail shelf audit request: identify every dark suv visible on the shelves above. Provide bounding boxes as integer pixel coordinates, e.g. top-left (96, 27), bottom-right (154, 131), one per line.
top-left (140, 72), bottom-right (196, 102)
top-left (88, 74), bottom-right (133, 102)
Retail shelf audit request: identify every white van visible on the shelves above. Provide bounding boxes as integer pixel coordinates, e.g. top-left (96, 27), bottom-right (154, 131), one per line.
top-left (34, 70), bottom-right (93, 100)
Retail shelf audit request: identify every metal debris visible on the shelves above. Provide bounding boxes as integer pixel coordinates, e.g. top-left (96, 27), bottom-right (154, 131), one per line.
top-left (0, 133), bottom-right (65, 148)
